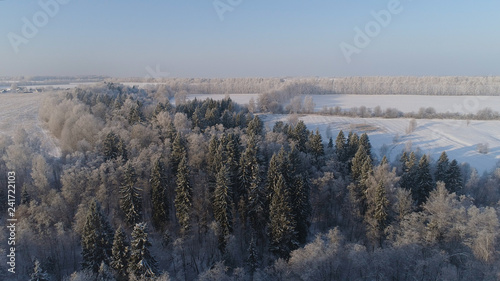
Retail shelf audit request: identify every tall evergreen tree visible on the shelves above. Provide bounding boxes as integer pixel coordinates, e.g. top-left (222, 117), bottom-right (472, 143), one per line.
top-left (335, 130), bottom-right (348, 163)
top-left (291, 121), bottom-right (309, 152)
top-left (327, 137), bottom-right (334, 149)
top-left (351, 145), bottom-right (371, 183)
top-left (225, 133), bottom-right (241, 202)
top-left (128, 223), bottom-right (158, 278)
top-left (240, 136), bottom-right (264, 231)
top-left (286, 147), bottom-right (311, 245)
top-left (111, 226), bottom-right (129, 281)
top-left (213, 164), bottom-right (233, 252)
top-left (151, 157), bottom-right (169, 230)
top-left (414, 155), bottom-right (433, 206)
top-left (247, 236), bottom-right (258, 278)
top-left (445, 159), bottom-right (463, 193)
top-left (120, 162), bottom-right (142, 226)
top-left (103, 132), bottom-right (120, 161)
top-left (367, 181), bottom-right (389, 246)
top-left (207, 134), bottom-right (221, 192)
top-left (171, 132), bottom-right (186, 173)
top-left (128, 101), bottom-right (144, 124)
top-left (239, 136), bottom-right (258, 196)
top-left (349, 145), bottom-right (373, 217)
top-left (435, 151), bottom-right (449, 183)
top-left (347, 132), bottom-right (360, 160)
top-left (29, 259), bottom-right (50, 281)
top-left (400, 152), bottom-right (417, 191)
top-left (309, 129), bottom-right (325, 168)
top-left (247, 115), bottom-right (264, 136)
top-left (81, 200), bottom-right (114, 273)
top-left (359, 133), bottom-right (372, 160)
top-left (268, 174), bottom-right (298, 260)
top-left (175, 154), bottom-right (192, 235)
top-left (291, 174), bottom-right (311, 245)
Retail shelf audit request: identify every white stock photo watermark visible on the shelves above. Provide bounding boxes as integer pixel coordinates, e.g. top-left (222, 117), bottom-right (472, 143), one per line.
top-left (340, 0), bottom-right (410, 64)
top-left (213, 0), bottom-right (242, 21)
top-left (7, 0), bottom-right (70, 54)
top-left (145, 64), bottom-right (170, 79)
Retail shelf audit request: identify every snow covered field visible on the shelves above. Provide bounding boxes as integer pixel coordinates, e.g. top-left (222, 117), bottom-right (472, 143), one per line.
top-left (0, 92), bottom-right (61, 157)
top-left (188, 94), bottom-right (500, 114)
top-left (261, 114), bottom-right (500, 173)
top-left (0, 93), bottom-right (43, 135)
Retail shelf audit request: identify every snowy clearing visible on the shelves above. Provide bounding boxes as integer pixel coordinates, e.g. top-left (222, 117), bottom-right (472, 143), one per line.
top-left (261, 114), bottom-right (500, 173)
top-left (0, 92), bottom-right (61, 157)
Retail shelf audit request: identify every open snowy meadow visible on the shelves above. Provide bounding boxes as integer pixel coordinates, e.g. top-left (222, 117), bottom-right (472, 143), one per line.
top-left (0, 92), bottom-right (61, 157)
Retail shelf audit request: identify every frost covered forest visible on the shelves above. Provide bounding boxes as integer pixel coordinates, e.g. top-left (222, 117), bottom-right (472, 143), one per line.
top-left (2, 83), bottom-right (500, 280)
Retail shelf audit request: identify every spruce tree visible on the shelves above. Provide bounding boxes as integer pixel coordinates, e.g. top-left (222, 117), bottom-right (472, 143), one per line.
top-left (445, 159), bottom-right (463, 193)
top-left (247, 236), bottom-right (258, 277)
top-left (349, 146), bottom-right (373, 217)
top-left (414, 155), bottom-right (433, 206)
top-left (103, 132), bottom-right (120, 161)
top-left (171, 132), bottom-right (186, 173)
top-left (435, 151), bottom-right (449, 183)
top-left (128, 223), bottom-right (158, 278)
top-left (400, 152), bottom-right (417, 191)
top-left (292, 121), bottom-right (309, 152)
top-left (370, 181), bottom-right (389, 246)
top-left (81, 200), bottom-right (114, 273)
top-left (335, 130), bottom-right (347, 162)
top-left (128, 101), bottom-right (143, 124)
top-left (213, 164), bottom-right (233, 252)
top-left (120, 162), bottom-right (142, 226)
top-left (207, 134), bottom-right (220, 192)
top-left (30, 259), bottom-right (50, 281)
top-left (117, 138), bottom-right (128, 162)
top-left (266, 152), bottom-right (282, 203)
top-left (98, 262), bottom-right (114, 281)
top-left (327, 137), bottom-right (334, 149)
top-left (240, 136), bottom-right (265, 232)
top-left (351, 145), bottom-right (371, 183)
top-left (21, 185), bottom-right (31, 205)
top-left (359, 133), bottom-right (372, 160)
top-left (292, 174), bottom-right (311, 245)
top-left (239, 136), bottom-right (258, 197)
top-left (151, 158), bottom-right (169, 230)
top-left (175, 154), bottom-right (192, 235)
top-left (309, 129), bottom-right (325, 167)
top-left (111, 226), bottom-right (129, 281)
top-left (347, 132), bottom-right (359, 160)
top-left (225, 133), bottom-right (241, 202)
top-left (268, 174), bottom-right (298, 260)
top-left (247, 116), bottom-right (264, 136)
top-left (380, 155), bottom-right (389, 166)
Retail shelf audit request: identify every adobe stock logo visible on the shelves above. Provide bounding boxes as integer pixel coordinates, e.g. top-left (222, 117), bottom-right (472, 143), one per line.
top-left (7, 0), bottom-right (71, 54)
top-left (340, 0), bottom-right (408, 63)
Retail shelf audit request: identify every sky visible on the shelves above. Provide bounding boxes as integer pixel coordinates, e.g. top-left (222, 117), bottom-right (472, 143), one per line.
top-left (0, 0), bottom-right (499, 78)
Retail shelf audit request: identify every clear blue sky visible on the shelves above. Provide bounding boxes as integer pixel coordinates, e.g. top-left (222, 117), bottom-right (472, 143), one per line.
top-left (1, 0), bottom-right (499, 78)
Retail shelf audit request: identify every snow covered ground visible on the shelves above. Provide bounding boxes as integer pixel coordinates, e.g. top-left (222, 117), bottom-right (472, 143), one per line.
top-left (261, 114), bottom-right (500, 173)
top-left (0, 92), bottom-right (61, 157)
top-left (188, 94), bottom-right (500, 114)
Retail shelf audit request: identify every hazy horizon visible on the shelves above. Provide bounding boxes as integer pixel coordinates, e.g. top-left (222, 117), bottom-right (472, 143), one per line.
top-left (1, 0), bottom-right (499, 78)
